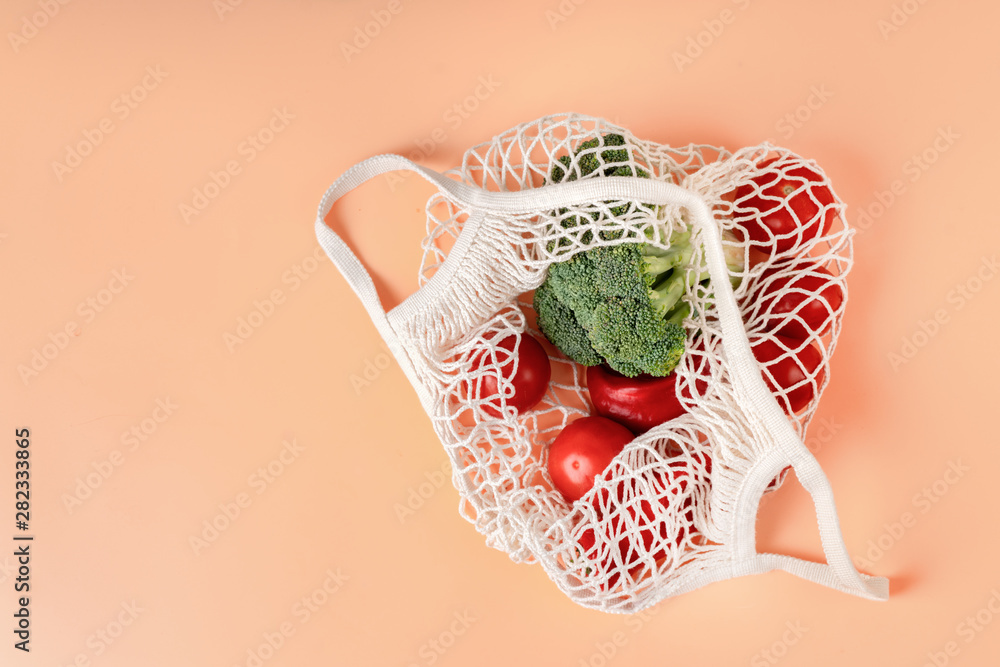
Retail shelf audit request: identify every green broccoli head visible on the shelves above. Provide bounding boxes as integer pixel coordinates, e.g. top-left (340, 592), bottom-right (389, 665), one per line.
top-left (537, 241), bottom-right (689, 377)
top-left (533, 132), bottom-right (743, 377)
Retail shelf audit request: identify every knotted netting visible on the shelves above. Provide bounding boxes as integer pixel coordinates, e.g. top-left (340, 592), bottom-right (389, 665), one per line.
top-left (381, 113), bottom-right (851, 612)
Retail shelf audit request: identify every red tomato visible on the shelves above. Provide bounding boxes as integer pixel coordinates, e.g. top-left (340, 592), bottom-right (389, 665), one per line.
top-left (570, 525), bottom-right (622, 590)
top-left (596, 464), bottom-right (698, 570)
top-left (569, 458), bottom-right (711, 588)
top-left (547, 416), bottom-right (633, 503)
top-left (470, 333), bottom-right (551, 417)
top-left (734, 157), bottom-right (837, 254)
top-left (586, 365), bottom-right (687, 434)
top-left (751, 335), bottom-right (825, 414)
top-left (753, 263), bottom-right (844, 340)
top-left (610, 499), bottom-right (662, 569)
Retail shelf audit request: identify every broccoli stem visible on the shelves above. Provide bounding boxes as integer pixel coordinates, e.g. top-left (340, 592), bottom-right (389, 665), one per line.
top-left (647, 268), bottom-right (694, 317)
top-left (642, 231), bottom-right (691, 257)
top-left (641, 242), bottom-right (693, 276)
top-left (664, 302), bottom-right (690, 328)
top-left (644, 227), bottom-right (745, 319)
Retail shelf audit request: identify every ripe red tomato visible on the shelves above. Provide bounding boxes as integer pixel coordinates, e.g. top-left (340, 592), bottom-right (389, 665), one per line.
top-left (469, 333), bottom-right (551, 417)
top-left (568, 457), bottom-right (711, 588)
top-left (586, 365), bottom-right (687, 434)
top-left (734, 157), bottom-right (837, 254)
top-left (753, 262), bottom-right (845, 340)
top-left (610, 498), bottom-right (662, 569)
top-left (570, 525), bottom-right (623, 590)
top-left (547, 416), bottom-right (633, 502)
top-left (751, 335), bottom-right (825, 414)
top-left (595, 464), bottom-right (699, 568)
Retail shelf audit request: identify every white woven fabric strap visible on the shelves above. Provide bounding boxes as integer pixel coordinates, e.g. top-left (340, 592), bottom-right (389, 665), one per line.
top-left (315, 154), bottom-right (889, 602)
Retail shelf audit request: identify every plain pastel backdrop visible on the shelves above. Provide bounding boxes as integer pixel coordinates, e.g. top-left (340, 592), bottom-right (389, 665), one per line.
top-left (2, 0), bottom-right (999, 665)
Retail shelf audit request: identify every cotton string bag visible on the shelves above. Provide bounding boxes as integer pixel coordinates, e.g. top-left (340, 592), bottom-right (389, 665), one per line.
top-left (314, 114), bottom-right (888, 613)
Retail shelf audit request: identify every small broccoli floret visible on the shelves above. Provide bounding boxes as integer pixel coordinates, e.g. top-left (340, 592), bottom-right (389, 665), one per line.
top-left (533, 280), bottom-right (602, 366)
top-left (533, 132), bottom-right (745, 377)
top-left (549, 134), bottom-right (652, 247)
top-left (552, 134), bottom-right (646, 184)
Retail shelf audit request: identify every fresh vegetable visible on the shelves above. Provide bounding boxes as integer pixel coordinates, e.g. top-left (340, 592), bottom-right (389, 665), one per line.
top-left (469, 333), bottom-right (551, 416)
top-left (571, 527), bottom-right (619, 588)
top-left (569, 461), bottom-right (702, 589)
top-left (586, 365), bottom-right (686, 434)
top-left (534, 133), bottom-right (744, 378)
top-left (547, 416), bottom-right (633, 502)
top-left (733, 157), bottom-right (836, 255)
top-left (605, 466), bottom-right (696, 569)
top-left (753, 262), bottom-right (844, 340)
top-left (751, 335), bottom-right (825, 414)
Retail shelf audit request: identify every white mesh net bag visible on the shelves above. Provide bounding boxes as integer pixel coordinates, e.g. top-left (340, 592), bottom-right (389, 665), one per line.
top-left (315, 113), bottom-right (888, 613)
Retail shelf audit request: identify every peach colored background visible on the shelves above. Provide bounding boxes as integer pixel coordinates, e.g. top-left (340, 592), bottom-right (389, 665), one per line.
top-left (3, 0), bottom-right (999, 665)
